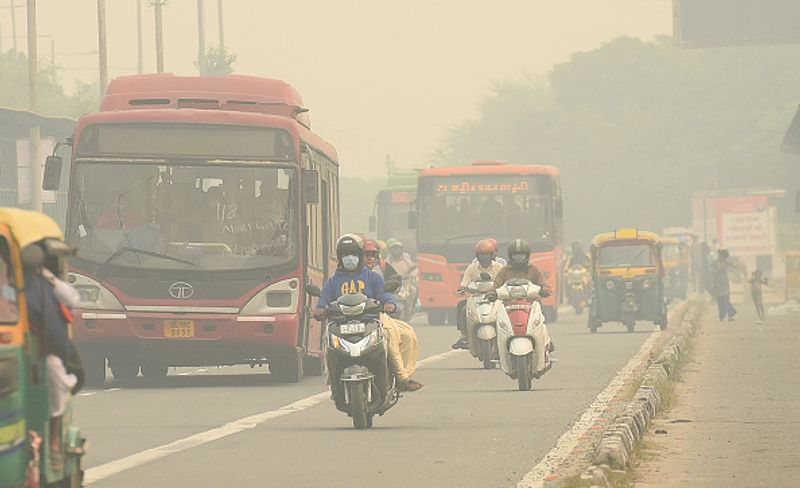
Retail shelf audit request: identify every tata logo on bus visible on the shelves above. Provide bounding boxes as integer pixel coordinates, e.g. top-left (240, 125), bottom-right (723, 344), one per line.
top-left (435, 180), bottom-right (529, 194)
top-left (168, 282), bottom-right (195, 299)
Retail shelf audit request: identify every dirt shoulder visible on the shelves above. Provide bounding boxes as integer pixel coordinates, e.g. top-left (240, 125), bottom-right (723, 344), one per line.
top-left (635, 300), bottom-right (800, 487)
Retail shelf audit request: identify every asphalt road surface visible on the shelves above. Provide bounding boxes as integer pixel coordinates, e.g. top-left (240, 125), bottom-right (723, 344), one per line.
top-left (75, 309), bottom-right (657, 488)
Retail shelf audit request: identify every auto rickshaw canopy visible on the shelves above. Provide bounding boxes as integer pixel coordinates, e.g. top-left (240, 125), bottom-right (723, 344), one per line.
top-left (591, 228), bottom-right (661, 248)
top-left (0, 207), bottom-right (63, 249)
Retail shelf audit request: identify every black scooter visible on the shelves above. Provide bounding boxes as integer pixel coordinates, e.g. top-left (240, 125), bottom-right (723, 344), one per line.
top-left (308, 284), bottom-right (401, 429)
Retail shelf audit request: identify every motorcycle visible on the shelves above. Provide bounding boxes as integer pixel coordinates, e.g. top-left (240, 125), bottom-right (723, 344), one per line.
top-left (567, 265), bottom-right (590, 315)
top-left (308, 286), bottom-right (399, 430)
top-left (459, 272), bottom-right (501, 369)
top-left (494, 279), bottom-right (554, 391)
top-left (393, 264), bottom-right (419, 322)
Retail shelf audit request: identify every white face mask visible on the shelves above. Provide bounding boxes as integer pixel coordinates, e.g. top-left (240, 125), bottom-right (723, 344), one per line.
top-left (342, 255), bottom-right (360, 271)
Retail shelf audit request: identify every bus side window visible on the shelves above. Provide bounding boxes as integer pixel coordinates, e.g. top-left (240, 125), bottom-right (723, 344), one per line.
top-left (0, 237), bottom-right (18, 324)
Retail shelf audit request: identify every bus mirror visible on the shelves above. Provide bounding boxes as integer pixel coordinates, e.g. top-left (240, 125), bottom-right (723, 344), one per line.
top-left (408, 210), bottom-right (418, 229)
top-left (42, 155), bottom-right (63, 191)
top-left (368, 215), bottom-right (376, 232)
top-left (302, 169), bottom-right (319, 204)
top-left (305, 283), bottom-right (321, 297)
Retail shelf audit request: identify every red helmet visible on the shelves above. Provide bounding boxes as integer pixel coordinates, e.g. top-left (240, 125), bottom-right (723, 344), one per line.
top-left (364, 239), bottom-right (379, 253)
top-left (475, 239), bottom-right (495, 255)
top-left (488, 238), bottom-right (499, 252)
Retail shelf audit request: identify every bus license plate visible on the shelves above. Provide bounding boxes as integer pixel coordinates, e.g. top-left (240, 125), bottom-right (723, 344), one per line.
top-left (163, 320), bottom-right (195, 338)
top-left (340, 323), bottom-right (366, 334)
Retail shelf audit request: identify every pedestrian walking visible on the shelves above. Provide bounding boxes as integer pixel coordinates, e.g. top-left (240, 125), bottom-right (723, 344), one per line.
top-left (711, 249), bottom-right (737, 321)
top-left (748, 269), bottom-right (768, 323)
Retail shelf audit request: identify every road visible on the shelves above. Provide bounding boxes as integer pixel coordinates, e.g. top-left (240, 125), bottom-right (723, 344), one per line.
top-left (75, 309), bottom-right (658, 488)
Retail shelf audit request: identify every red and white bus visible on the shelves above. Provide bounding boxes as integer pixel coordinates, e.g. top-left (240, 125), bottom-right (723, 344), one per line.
top-left (415, 161), bottom-right (564, 324)
top-left (61, 74), bottom-right (339, 384)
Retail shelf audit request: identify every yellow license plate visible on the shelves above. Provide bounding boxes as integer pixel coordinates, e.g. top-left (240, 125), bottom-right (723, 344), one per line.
top-left (163, 320), bottom-right (195, 338)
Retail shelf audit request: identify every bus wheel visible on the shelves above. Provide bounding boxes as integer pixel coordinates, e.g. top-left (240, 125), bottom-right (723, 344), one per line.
top-left (109, 357), bottom-right (139, 381)
top-left (543, 306), bottom-right (558, 324)
top-left (271, 351), bottom-right (304, 383)
top-left (141, 362), bottom-right (168, 379)
top-left (427, 310), bottom-right (446, 325)
top-left (303, 354), bottom-right (324, 376)
top-left (82, 351), bottom-right (107, 388)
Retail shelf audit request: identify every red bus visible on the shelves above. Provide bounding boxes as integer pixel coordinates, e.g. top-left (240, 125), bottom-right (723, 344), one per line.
top-left (415, 161), bottom-right (564, 324)
top-left (60, 74), bottom-right (339, 385)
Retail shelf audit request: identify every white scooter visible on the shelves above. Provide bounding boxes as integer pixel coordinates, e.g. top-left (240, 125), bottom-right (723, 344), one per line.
top-left (494, 278), bottom-right (554, 391)
top-left (460, 272), bottom-right (501, 369)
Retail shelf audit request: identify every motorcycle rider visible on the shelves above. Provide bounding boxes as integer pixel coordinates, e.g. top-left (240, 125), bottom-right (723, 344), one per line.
top-left (315, 234), bottom-right (423, 392)
top-left (565, 240), bottom-right (592, 270)
top-left (452, 239), bottom-right (505, 350)
top-left (492, 238), bottom-right (555, 352)
top-left (364, 238), bottom-right (400, 285)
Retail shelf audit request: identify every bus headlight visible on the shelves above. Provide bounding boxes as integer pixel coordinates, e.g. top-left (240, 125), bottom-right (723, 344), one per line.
top-left (241, 279), bottom-right (299, 315)
top-left (641, 278), bottom-right (654, 290)
top-left (69, 274), bottom-right (124, 310)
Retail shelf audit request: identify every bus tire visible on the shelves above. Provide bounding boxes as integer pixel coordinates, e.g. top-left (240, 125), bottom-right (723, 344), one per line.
top-left (141, 362), bottom-right (168, 379)
top-left (109, 357), bottom-right (139, 381)
top-left (82, 351), bottom-right (107, 388)
top-left (543, 306), bottom-right (558, 324)
top-left (272, 351), bottom-right (304, 383)
top-left (303, 354), bottom-right (324, 376)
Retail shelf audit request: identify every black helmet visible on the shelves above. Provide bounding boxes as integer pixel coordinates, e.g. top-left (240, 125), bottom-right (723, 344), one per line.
top-left (508, 238), bottom-right (531, 267)
top-left (336, 233), bottom-right (365, 263)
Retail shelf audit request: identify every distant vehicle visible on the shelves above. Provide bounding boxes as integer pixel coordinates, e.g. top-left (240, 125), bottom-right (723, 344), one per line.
top-left (413, 161), bottom-right (564, 324)
top-left (369, 169), bottom-right (417, 257)
top-left (662, 237), bottom-right (690, 301)
top-left (460, 271), bottom-right (501, 369)
top-left (46, 74), bottom-right (340, 385)
top-left (587, 229), bottom-right (668, 333)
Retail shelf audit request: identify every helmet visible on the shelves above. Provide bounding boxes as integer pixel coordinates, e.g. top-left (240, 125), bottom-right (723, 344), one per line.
top-left (487, 238), bottom-right (499, 253)
top-left (336, 234), bottom-right (364, 262)
top-left (475, 239), bottom-right (495, 255)
top-left (364, 239), bottom-right (379, 253)
top-left (508, 239), bottom-right (531, 267)
top-left (376, 240), bottom-right (388, 252)
top-left (387, 238), bottom-right (403, 249)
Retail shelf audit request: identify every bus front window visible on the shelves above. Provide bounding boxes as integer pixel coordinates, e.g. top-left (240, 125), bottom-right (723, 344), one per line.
top-left (68, 163), bottom-right (297, 270)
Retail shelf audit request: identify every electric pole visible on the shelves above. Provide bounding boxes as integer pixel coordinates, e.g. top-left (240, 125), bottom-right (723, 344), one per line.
top-left (197, 0), bottom-right (205, 75)
top-left (153, 0), bottom-right (165, 73)
top-left (26, 0), bottom-right (41, 212)
top-left (10, 0), bottom-right (17, 51)
top-left (136, 0), bottom-right (143, 73)
top-left (97, 0), bottom-right (108, 96)
top-left (217, 0), bottom-right (224, 48)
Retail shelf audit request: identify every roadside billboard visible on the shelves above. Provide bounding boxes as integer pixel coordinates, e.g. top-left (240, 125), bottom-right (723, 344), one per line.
top-left (692, 195), bottom-right (771, 256)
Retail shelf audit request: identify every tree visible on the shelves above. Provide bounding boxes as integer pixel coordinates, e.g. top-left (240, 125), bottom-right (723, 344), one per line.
top-left (196, 45), bottom-right (237, 76)
top-left (440, 36), bottom-right (800, 241)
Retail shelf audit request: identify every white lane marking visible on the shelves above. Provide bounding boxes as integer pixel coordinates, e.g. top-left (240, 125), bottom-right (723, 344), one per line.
top-left (78, 392), bottom-right (97, 397)
top-left (104, 388), bottom-right (121, 392)
top-left (83, 348), bottom-right (463, 485)
top-left (516, 330), bottom-right (662, 488)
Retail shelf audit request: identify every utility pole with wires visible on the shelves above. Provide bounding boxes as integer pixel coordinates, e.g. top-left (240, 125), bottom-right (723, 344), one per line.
top-left (150, 0), bottom-right (167, 73)
top-left (196, 0), bottom-right (205, 75)
top-left (217, 0), bottom-right (224, 48)
top-left (97, 0), bottom-right (108, 96)
top-left (136, 0), bottom-right (143, 73)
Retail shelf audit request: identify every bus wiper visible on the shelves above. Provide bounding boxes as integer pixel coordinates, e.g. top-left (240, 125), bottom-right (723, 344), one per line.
top-left (103, 247), bottom-right (198, 267)
top-left (442, 233), bottom-right (490, 245)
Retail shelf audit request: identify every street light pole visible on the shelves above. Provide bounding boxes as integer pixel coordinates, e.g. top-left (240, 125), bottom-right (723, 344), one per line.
top-left (217, 0), bottom-right (224, 48)
top-left (196, 0), bottom-right (205, 75)
top-left (26, 0), bottom-right (41, 212)
top-left (97, 0), bottom-right (108, 96)
top-left (10, 0), bottom-right (17, 51)
top-left (154, 0), bottom-right (164, 73)
top-left (136, 0), bottom-right (143, 73)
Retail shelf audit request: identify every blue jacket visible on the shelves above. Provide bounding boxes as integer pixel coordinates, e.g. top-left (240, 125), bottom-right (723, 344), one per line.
top-left (318, 265), bottom-right (396, 309)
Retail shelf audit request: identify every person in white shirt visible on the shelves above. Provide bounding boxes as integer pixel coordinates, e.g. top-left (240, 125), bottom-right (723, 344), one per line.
top-left (452, 239), bottom-right (505, 350)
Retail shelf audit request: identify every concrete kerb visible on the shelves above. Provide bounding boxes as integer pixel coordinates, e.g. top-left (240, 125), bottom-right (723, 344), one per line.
top-left (542, 298), bottom-right (702, 488)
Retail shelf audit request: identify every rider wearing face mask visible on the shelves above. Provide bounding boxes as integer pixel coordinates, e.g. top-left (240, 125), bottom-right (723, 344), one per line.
top-left (315, 234), bottom-right (423, 392)
top-left (452, 239), bottom-right (506, 350)
top-left (494, 239), bottom-right (552, 297)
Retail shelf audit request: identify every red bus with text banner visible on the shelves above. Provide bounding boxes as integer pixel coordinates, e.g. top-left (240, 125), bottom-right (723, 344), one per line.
top-left (415, 161), bottom-right (563, 324)
top-left (59, 74), bottom-right (339, 385)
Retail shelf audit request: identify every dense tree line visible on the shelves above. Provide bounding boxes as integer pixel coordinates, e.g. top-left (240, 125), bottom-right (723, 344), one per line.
top-left (438, 36), bottom-right (800, 242)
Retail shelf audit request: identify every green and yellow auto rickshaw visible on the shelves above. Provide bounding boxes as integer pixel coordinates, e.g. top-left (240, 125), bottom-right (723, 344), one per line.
top-left (662, 237), bottom-right (690, 301)
top-left (0, 208), bottom-right (85, 487)
top-left (587, 229), bottom-right (668, 333)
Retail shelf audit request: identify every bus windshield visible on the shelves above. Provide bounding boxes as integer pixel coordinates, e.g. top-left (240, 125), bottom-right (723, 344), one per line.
top-left (417, 174), bottom-right (555, 246)
top-left (67, 162), bottom-right (297, 271)
top-left (377, 190), bottom-right (415, 241)
top-left (598, 244), bottom-right (655, 268)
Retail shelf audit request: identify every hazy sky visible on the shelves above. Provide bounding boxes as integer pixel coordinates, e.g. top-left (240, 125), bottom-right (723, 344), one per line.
top-left (9, 1), bottom-right (671, 177)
